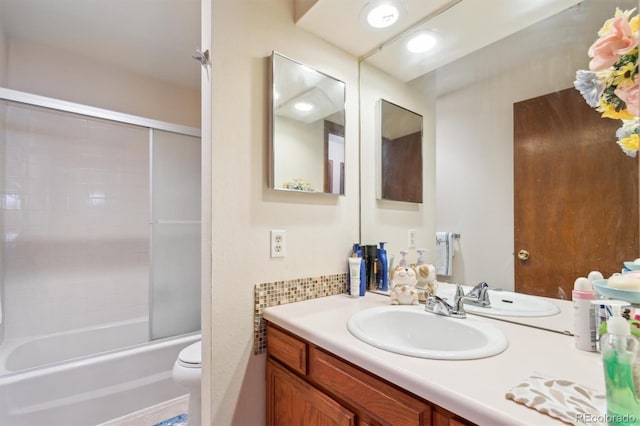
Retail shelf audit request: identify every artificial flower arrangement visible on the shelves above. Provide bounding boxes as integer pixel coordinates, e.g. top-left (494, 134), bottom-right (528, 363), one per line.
top-left (574, 8), bottom-right (639, 157)
top-left (282, 178), bottom-right (315, 191)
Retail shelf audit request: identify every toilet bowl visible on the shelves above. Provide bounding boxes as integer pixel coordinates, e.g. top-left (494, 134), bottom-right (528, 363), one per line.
top-left (172, 341), bottom-right (201, 426)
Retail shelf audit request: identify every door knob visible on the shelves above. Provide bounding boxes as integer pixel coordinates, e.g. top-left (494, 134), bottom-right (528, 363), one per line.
top-left (517, 250), bottom-right (530, 261)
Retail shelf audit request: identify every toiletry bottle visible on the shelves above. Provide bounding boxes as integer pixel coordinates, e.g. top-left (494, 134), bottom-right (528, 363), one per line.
top-left (399, 250), bottom-right (409, 268)
top-left (572, 277), bottom-right (597, 351)
top-left (377, 242), bottom-right (389, 291)
top-left (417, 249), bottom-right (426, 265)
top-left (358, 243), bottom-right (366, 296)
top-left (347, 254), bottom-right (362, 298)
top-left (365, 245), bottom-right (378, 291)
top-left (600, 303), bottom-right (640, 425)
top-left (347, 243), bottom-right (359, 296)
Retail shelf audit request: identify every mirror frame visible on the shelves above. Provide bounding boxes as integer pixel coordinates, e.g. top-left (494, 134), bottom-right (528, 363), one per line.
top-left (269, 51), bottom-right (347, 195)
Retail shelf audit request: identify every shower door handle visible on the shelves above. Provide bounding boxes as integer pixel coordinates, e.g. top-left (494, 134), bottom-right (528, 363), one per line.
top-left (192, 49), bottom-right (210, 67)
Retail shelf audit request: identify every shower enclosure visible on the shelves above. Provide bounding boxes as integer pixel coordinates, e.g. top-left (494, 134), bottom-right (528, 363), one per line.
top-left (0, 87), bottom-right (201, 424)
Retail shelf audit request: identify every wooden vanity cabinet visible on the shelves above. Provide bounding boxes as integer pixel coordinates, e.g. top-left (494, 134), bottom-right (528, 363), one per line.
top-left (266, 323), bottom-right (475, 426)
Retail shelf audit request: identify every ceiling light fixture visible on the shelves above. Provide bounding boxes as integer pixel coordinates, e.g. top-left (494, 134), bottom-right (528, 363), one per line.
top-left (360, 0), bottom-right (406, 29)
top-left (406, 31), bottom-right (438, 53)
top-left (294, 101), bottom-right (314, 112)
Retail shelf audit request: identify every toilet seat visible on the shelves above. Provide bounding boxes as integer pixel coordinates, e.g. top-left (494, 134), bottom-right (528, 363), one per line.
top-left (177, 341), bottom-right (201, 368)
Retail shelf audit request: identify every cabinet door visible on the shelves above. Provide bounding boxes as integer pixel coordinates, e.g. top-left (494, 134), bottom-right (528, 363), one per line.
top-left (267, 359), bottom-right (355, 426)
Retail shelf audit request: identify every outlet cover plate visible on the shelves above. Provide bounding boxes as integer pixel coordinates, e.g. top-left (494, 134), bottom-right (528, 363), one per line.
top-left (270, 229), bottom-right (286, 258)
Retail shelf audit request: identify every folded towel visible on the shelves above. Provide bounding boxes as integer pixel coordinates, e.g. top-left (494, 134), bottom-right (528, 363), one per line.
top-left (505, 373), bottom-right (606, 425)
top-left (435, 232), bottom-right (454, 276)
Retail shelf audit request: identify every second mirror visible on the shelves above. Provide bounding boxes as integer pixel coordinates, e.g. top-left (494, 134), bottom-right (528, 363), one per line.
top-left (377, 99), bottom-right (423, 203)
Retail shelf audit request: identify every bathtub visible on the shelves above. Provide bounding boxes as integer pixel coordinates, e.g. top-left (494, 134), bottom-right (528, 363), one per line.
top-left (0, 319), bottom-right (199, 426)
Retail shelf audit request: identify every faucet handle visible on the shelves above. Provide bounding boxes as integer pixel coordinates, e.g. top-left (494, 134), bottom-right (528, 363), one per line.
top-left (451, 289), bottom-right (467, 319)
top-left (454, 284), bottom-right (464, 299)
top-left (467, 282), bottom-right (488, 297)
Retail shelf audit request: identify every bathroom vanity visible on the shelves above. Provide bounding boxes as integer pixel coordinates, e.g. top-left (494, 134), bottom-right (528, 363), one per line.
top-left (267, 322), bottom-right (470, 425)
top-left (263, 292), bottom-right (603, 425)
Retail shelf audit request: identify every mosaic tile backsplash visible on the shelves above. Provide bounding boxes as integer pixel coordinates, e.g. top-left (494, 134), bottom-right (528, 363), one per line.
top-left (254, 273), bottom-right (347, 354)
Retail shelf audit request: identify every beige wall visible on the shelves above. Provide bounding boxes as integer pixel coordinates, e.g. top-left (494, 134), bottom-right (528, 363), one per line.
top-left (210, 0), bottom-right (359, 424)
top-left (360, 62), bottom-right (437, 265)
top-left (6, 38), bottom-right (200, 128)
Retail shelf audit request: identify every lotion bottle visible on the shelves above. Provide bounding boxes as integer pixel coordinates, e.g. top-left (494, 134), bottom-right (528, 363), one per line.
top-left (572, 277), bottom-right (596, 351)
top-left (600, 303), bottom-right (640, 425)
top-left (348, 254), bottom-right (362, 298)
top-left (347, 244), bottom-right (366, 296)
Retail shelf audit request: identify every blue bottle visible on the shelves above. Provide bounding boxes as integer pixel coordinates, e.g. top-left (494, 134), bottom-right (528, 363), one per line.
top-left (377, 242), bottom-right (389, 291)
top-left (358, 244), bottom-right (366, 296)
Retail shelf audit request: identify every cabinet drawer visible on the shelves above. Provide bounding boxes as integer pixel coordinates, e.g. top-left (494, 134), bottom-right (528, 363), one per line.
top-left (267, 323), bottom-right (307, 375)
top-left (309, 346), bottom-right (431, 425)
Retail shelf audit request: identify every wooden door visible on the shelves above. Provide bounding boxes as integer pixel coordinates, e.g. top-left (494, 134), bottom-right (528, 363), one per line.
top-left (513, 88), bottom-right (638, 299)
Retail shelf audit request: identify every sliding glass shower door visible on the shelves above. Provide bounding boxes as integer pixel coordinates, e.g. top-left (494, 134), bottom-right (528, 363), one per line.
top-left (0, 89), bottom-right (201, 373)
top-left (150, 130), bottom-right (201, 340)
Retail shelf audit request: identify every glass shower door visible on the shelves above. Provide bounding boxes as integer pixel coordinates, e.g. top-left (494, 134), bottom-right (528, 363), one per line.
top-left (150, 130), bottom-right (201, 340)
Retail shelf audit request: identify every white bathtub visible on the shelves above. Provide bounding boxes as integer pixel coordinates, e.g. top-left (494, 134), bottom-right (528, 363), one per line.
top-left (0, 320), bottom-right (199, 426)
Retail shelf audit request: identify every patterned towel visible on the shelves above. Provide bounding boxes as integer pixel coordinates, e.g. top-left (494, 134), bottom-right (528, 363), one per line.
top-left (505, 374), bottom-right (606, 425)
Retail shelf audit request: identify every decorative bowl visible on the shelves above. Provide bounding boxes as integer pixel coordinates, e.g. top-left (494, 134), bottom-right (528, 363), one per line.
top-left (592, 279), bottom-right (640, 303)
top-left (623, 261), bottom-right (640, 271)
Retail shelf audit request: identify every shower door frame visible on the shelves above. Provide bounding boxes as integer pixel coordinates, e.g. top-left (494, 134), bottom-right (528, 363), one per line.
top-left (0, 86), bottom-right (202, 344)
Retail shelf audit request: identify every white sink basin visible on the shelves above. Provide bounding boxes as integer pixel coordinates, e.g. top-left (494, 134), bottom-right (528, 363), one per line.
top-left (436, 286), bottom-right (560, 317)
top-left (347, 305), bottom-right (508, 360)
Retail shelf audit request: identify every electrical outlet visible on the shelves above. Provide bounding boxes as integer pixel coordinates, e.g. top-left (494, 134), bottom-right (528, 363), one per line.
top-left (270, 229), bottom-right (286, 258)
top-left (408, 229), bottom-right (416, 249)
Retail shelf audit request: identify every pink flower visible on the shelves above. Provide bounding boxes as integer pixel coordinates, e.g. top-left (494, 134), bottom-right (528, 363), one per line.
top-left (615, 75), bottom-right (639, 117)
top-left (588, 15), bottom-right (637, 71)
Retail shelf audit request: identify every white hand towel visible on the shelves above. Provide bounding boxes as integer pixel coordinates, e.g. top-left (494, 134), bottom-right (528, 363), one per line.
top-left (436, 232), bottom-right (454, 276)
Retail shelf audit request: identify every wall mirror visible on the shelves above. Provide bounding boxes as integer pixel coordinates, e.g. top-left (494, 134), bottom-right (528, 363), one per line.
top-left (360, 0), bottom-right (638, 322)
top-left (378, 99), bottom-right (423, 203)
top-left (270, 51), bottom-right (346, 195)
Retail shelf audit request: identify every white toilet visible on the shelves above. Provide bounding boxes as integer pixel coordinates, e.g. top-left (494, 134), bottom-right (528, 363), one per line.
top-left (172, 340), bottom-right (201, 426)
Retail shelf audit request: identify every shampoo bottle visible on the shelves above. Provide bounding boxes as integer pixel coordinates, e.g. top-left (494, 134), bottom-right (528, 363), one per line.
top-left (572, 277), bottom-right (597, 351)
top-left (600, 303), bottom-right (640, 425)
top-left (377, 242), bottom-right (389, 291)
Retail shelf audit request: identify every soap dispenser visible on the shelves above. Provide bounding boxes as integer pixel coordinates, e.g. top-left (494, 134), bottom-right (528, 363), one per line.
top-left (399, 250), bottom-right (409, 268)
top-left (600, 301), bottom-right (640, 425)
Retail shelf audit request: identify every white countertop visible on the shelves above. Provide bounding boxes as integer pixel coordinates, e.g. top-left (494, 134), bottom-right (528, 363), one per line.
top-left (263, 292), bottom-right (604, 426)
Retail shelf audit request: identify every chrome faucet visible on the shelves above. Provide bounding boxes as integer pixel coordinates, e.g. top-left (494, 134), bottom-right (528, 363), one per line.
top-left (457, 282), bottom-right (492, 308)
top-left (425, 286), bottom-right (466, 318)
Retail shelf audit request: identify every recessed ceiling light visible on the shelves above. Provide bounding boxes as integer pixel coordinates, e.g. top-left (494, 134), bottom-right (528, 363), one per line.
top-left (294, 102), bottom-right (314, 112)
top-left (406, 31), bottom-right (438, 53)
top-left (360, 0), bottom-right (406, 29)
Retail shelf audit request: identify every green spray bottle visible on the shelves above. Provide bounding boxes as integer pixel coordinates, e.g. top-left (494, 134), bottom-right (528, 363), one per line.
top-left (600, 301), bottom-right (640, 426)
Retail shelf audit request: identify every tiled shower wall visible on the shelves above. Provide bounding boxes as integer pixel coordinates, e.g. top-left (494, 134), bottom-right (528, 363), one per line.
top-left (1, 104), bottom-right (150, 338)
